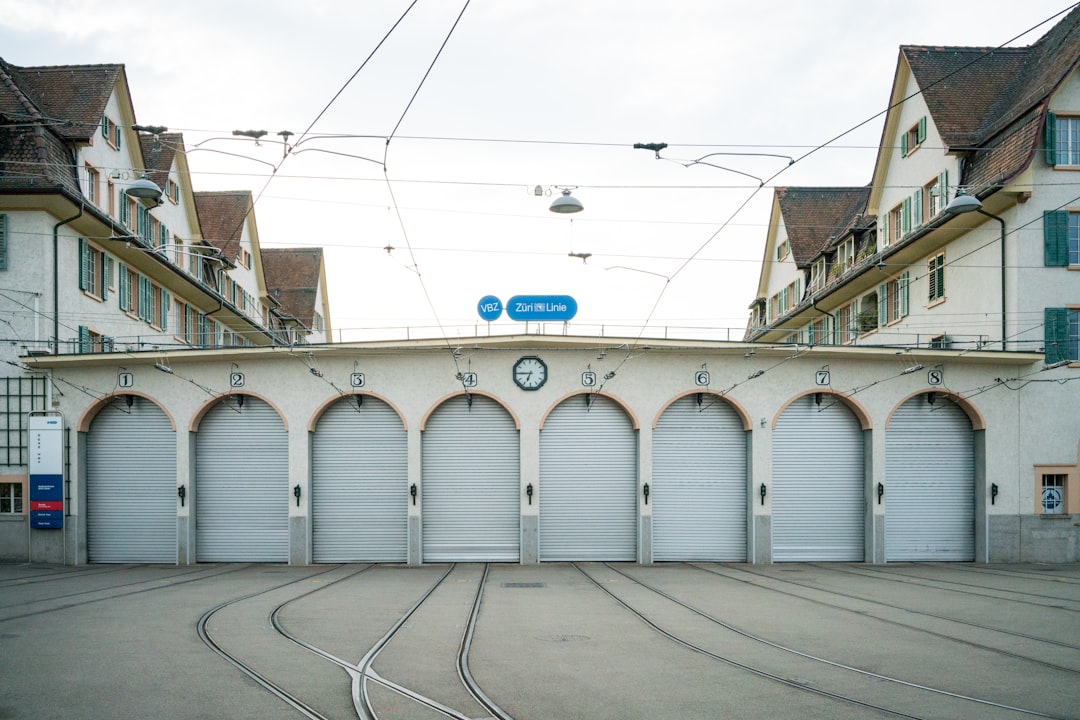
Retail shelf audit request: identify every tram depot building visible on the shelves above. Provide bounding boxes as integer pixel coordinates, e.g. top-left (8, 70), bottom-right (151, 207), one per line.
top-left (8, 337), bottom-right (1080, 566)
top-left (4, 12), bottom-right (1080, 566)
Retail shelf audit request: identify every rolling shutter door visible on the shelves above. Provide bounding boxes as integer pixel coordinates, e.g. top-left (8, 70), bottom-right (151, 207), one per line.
top-left (195, 396), bottom-right (288, 562)
top-left (86, 397), bottom-right (176, 563)
top-left (886, 396), bottom-right (974, 561)
top-left (653, 395), bottom-right (747, 561)
top-left (540, 395), bottom-right (637, 561)
top-left (312, 396), bottom-right (408, 562)
top-left (773, 395), bottom-right (864, 561)
top-left (421, 395), bottom-right (520, 562)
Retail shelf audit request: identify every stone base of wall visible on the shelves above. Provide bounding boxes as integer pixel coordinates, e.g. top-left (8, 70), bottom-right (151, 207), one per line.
top-left (0, 515), bottom-right (27, 562)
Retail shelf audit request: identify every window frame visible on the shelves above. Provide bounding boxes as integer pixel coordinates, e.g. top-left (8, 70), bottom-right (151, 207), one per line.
top-left (927, 253), bottom-right (946, 305)
top-left (0, 480), bottom-right (23, 514)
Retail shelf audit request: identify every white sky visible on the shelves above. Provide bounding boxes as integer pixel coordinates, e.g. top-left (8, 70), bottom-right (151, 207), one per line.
top-left (1, 1), bottom-right (1075, 342)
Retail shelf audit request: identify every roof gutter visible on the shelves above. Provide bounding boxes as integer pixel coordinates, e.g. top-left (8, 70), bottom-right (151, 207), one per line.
top-left (53, 202), bottom-right (84, 354)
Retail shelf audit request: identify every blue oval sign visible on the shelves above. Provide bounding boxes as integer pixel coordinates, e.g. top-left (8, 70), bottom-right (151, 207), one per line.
top-left (477, 295), bottom-right (503, 321)
top-left (506, 295), bottom-right (578, 321)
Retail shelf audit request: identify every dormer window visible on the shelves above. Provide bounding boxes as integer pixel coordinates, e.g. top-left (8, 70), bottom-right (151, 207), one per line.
top-left (810, 257), bottom-right (826, 291)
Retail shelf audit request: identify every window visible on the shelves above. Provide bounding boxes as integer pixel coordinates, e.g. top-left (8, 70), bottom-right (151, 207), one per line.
top-left (85, 163), bottom-right (100, 206)
top-left (164, 177), bottom-right (180, 204)
top-left (810, 257), bottom-right (826, 290)
top-left (1041, 474), bottom-right (1066, 515)
top-left (1042, 210), bottom-right (1080, 266)
top-left (836, 303), bottom-right (856, 344)
top-left (927, 253), bottom-right (945, 303)
top-left (900, 116), bottom-right (927, 156)
top-left (1046, 113), bottom-right (1080, 166)
top-left (101, 113), bottom-right (120, 150)
top-left (776, 239), bottom-right (790, 262)
top-left (77, 326), bottom-right (109, 354)
top-left (924, 171), bottom-right (949, 219)
top-left (107, 179), bottom-right (115, 218)
top-left (237, 246), bottom-right (251, 270)
top-left (808, 315), bottom-right (829, 345)
top-left (0, 482), bottom-right (22, 514)
top-left (878, 273), bottom-right (910, 326)
top-left (78, 238), bottom-right (108, 300)
top-left (1043, 308), bottom-right (1079, 364)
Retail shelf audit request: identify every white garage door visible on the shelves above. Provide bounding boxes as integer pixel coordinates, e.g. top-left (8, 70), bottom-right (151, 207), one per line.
top-left (653, 395), bottom-right (747, 561)
top-left (540, 394), bottom-right (637, 561)
top-left (86, 396), bottom-right (176, 563)
top-left (312, 395), bottom-right (408, 563)
top-left (886, 395), bottom-right (974, 561)
top-left (773, 395), bottom-right (865, 561)
top-left (196, 395), bottom-right (288, 562)
top-left (421, 395), bottom-right (520, 562)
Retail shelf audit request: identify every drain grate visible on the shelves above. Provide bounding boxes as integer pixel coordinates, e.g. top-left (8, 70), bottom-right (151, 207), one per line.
top-left (502, 582), bottom-right (546, 588)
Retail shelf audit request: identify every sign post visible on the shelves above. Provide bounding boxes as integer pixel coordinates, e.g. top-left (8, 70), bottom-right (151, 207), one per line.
top-left (29, 413), bottom-right (64, 530)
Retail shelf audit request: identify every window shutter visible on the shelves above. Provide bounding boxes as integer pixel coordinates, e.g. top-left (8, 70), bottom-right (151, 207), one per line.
top-left (0, 214), bottom-right (7, 270)
top-left (912, 188), bottom-right (924, 227)
top-left (900, 132), bottom-right (908, 156)
top-left (114, 125), bottom-right (121, 150)
top-left (78, 325), bottom-right (90, 354)
top-left (159, 223), bottom-right (168, 251)
top-left (1044, 307), bottom-right (1070, 364)
top-left (917, 116), bottom-right (927, 144)
top-left (880, 215), bottom-right (889, 247)
top-left (119, 190), bottom-right (129, 227)
top-left (901, 197), bottom-right (911, 236)
top-left (78, 238), bottom-right (88, 291)
top-left (101, 114), bottom-right (108, 140)
top-left (928, 258), bottom-right (938, 301)
top-left (118, 264), bottom-right (128, 311)
top-left (1044, 210), bottom-right (1069, 266)
top-left (937, 170), bottom-right (949, 214)
top-left (1045, 112), bottom-right (1058, 167)
top-left (878, 284), bottom-right (888, 326)
top-left (160, 289), bottom-right (170, 331)
top-left (101, 254), bottom-right (109, 301)
top-left (900, 272), bottom-right (910, 317)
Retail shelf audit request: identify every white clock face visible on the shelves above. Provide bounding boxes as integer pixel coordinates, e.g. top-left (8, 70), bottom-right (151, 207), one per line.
top-left (513, 356), bottom-right (547, 390)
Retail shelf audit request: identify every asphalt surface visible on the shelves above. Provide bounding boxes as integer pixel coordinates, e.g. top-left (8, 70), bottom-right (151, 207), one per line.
top-left (1, 561), bottom-right (1078, 720)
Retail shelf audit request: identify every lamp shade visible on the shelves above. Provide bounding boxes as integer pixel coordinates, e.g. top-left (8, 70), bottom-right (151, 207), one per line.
top-left (127, 172), bottom-right (163, 201)
top-left (943, 192), bottom-right (981, 215)
top-left (549, 189), bottom-right (584, 214)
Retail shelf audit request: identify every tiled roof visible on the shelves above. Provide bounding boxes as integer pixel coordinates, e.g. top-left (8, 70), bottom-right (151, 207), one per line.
top-left (904, 6), bottom-right (1080, 188)
top-left (775, 187), bottom-right (870, 266)
top-left (139, 132), bottom-right (181, 191)
top-left (0, 60), bottom-right (124, 142)
top-left (193, 190), bottom-right (252, 261)
top-left (262, 247), bottom-right (324, 327)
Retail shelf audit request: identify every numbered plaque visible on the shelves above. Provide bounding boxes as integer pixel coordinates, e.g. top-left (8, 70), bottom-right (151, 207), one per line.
top-left (695, 370), bottom-right (710, 386)
top-left (118, 372), bottom-right (134, 388)
top-left (581, 371), bottom-right (597, 388)
top-left (815, 370), bottom-right (831, 386)
top-left (230, 372), bottom-right (245, 388)
top-left (462, 372), bottom-right (478, 388)
top-left (350, 372), bottom-right (365, 388)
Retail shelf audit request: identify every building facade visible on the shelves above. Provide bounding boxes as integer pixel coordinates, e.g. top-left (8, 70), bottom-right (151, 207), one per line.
top-left (0, 59), bottom-right (332, 552)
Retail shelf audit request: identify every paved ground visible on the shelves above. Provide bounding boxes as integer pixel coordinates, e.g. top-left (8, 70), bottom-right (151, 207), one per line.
top-left (1, 561), bottom-right (1078, 720)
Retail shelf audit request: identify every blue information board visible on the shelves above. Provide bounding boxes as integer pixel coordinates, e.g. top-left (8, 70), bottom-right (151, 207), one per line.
top-left (506, 295), bottom-right (578, 322)
top-left (29, 415), bottom-right (64, 529)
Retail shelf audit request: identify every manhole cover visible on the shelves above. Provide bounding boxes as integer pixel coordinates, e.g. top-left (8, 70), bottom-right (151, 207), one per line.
top-left (537, 634), bottom-right (589, 642)
top-left (502, 582), bottom-right (546, 588)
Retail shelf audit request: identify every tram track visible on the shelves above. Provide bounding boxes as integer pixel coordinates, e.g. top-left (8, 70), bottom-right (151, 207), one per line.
top-left (914, 562), bottom-right (1080, 585)
top-left (0, 563), bottom-right (131, 587)
top-left (810, 563), bottom-right (1080, 609)
top-left (690, 563), bottom-right (1080, 673)
top-left (598, 563), bottom-right (1072, 720)
top-left (0, 563), bottom-right (249, 623)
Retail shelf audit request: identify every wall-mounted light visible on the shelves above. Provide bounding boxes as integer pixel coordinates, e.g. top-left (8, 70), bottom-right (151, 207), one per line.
top-left (926, 392), bottom-right (937, 405)
top-left (125, 394), bottom-right (134, 409)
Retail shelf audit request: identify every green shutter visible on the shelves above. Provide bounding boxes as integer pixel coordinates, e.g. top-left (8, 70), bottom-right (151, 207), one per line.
top-left (160, 290), bottom-right (169, 331)
top-left (912, 188), bottom-right (924, 227)
top-left (119, 189), bottom-right (129, 226)
top-left (0, 213), bottom-right (7, 270)
top-left (900, 132), bottom-right (908, 156)
top-left (937, 170), bottom-right (949, 214)
top-left (878, 283), bottom-right (888, 326)
top-left (1045, 307), bottom-right (1070, 364)
top-left (101, 114), bottom-right (108, 140)
top-left (1045, 112), bottom-right (1057, 167)
top-left (160, 223), bottom-right (168, 251)
top-left (901, 197), bottom-right (911, 236)
top-left (114, 125), bottom-right (121, 150)
top-left (78, 325), bottom-right (90, 354)
top-left (900, 272), bottom-right (910, 317)
top-left (118, 263), bottom-right (128, 311)
top-left (917, 116), bottom-right (927, 144)
top-left (78, 238), bottom-right (88, 291)
top-left (1044, 210), bottom-right (1069, 266)
top-left (101, 256), bottom-right (109, 301)
top-left (880, 215), bottom-right (889, 247)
